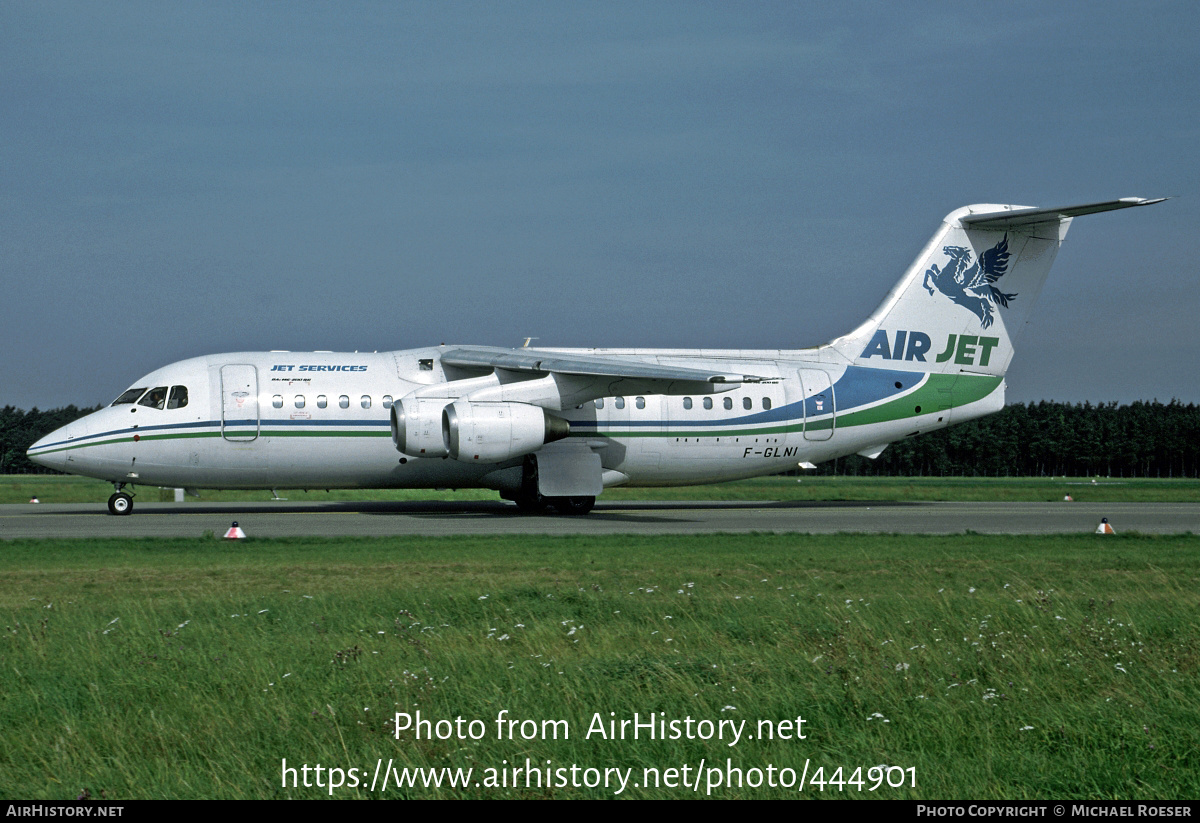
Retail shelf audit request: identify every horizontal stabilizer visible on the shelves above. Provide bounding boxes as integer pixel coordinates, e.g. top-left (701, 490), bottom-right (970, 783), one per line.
top-left (960, 197), bottom-right (1166, 230)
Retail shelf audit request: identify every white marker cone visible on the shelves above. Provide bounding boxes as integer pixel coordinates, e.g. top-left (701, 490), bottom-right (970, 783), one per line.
top-left (224, 521), bottom-right (247, 539)
top-left (29, 496), bottom-right (39, 503)
top-left (1095, 518), bottom-right (1115, 535)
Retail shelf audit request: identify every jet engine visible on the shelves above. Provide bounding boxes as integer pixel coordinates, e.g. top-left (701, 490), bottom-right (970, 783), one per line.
top-left (391, 397), bottom-right (453, 457)
top-left (442, 401), bottom-right (570, 462)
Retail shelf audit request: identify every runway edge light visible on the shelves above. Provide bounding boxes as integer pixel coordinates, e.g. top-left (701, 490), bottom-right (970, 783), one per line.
top-left (224, 521), bottom-right (247, 539)
top-left (1095, 518), bottom-right (1115, 535)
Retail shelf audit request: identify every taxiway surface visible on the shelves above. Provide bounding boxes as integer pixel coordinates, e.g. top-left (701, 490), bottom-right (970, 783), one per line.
top-left (2, 500), bottom-right (1197, 539)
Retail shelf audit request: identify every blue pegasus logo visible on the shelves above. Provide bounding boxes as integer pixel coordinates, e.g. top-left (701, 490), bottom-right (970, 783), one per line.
top-left (922, 235), bottom-right (1017, 328)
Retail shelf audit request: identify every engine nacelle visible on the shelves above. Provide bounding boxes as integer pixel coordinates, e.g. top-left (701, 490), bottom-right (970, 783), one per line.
top-left (391, 397), bottom-right (453, 457)
top-left (442, 401), bottom-right (570, 463)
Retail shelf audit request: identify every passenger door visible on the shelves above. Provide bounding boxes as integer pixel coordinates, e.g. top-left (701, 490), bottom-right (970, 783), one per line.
top-left (220, 364), bottom-right (259, 442)
top-left (799, 368), bottom-right (835, 441)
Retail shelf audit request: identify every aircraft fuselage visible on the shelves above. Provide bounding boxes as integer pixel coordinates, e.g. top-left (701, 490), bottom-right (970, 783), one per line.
top-left (27, 347), bottom-right (1003, 492)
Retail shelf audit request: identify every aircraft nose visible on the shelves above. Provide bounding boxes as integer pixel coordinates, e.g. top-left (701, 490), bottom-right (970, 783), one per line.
top-left (27, 431), bottom-right (67, 471)
top-left (27, 418), bottom-right (88, 472)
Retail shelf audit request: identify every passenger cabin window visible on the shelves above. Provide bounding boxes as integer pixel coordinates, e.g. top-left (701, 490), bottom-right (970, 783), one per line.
top-left (112, 387), bottom-right (147, 405)
top-left (361, 395), bottom-right (371, 409)
top-left (383, 396), bottom-right (393, 409)
top-left (167, 386), bottom-right (188, 409)
top-left (743, 397), bottom-right (752, 410)
top-left (683, 397), bottom-right (693, 410)
top-left (763, 397), bottom-right (772, 410)
top-left (636, 396), bottom-right (646, 410)
top-left (594, 398), bottom-right (604, 409)
top-left (317, 395), bottom-right (327, 409)
top-left (138, 387), bottom-right (168, 410)
top-left (724, 397), bottom-right (733, 410)
top-left (703, 397), bottom-right (713, 410)
top-left (295, 395), bottom-right (305, 409)
top-left (339, 395), bottom-right (349, 409)
top-left (272, 395), bottom-right (283, 409)
top-left (615, 397), bottom-right (625, 410)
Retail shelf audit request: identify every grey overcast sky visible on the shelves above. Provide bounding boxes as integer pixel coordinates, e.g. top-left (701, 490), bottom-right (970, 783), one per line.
top-left (2, 2), bottom-right (1197, 409)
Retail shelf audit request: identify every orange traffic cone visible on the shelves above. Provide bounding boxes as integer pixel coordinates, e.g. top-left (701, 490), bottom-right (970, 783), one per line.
top-left (1095, 518), bottom-right (1115, 535)
top-left (224, 521), bottom-right (247, 539)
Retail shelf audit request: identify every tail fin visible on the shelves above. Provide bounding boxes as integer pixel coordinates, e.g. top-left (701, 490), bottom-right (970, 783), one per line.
top-left (827, 198), bottom-right (1164, 376)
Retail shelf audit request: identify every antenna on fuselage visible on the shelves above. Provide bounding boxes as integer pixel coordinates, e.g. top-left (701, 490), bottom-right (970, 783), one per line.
top-left (522, 337), bottom-right (539, 348)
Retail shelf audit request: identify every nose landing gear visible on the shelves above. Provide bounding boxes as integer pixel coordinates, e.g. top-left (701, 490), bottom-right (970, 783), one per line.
top-left (108, 483), bottom-right (134, 516)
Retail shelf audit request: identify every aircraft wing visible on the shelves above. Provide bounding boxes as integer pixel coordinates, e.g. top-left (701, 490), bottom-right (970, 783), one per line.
top-left (960, 197), bottom-right (1166, 230)
top-left (440, 346), bottom-right (767, 384)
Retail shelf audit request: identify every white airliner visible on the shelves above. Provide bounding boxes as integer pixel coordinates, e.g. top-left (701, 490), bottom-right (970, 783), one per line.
top-left (29, 198), bottom-right (1162, 515)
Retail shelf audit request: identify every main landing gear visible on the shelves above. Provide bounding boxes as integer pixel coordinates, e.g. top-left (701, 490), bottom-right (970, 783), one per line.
top-left (551, 496), bottom-right (595, 515)
top-left (511, 490), bottom-right (596, 515)
top-left (108, 483), bottom-right (134, 516)
top-left (513, 489), bottom-right (548, 513)
top-left (507, 454), bottom-right (596, 515)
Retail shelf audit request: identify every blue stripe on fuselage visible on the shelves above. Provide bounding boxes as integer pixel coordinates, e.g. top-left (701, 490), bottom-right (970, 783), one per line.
top-left (568, 366), bottom-right (922, 429)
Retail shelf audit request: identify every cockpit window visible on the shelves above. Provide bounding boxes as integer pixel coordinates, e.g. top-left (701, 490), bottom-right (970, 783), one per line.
top-left (167, 386), bottom-right (188, 409)
top-left (138, 386), bottom-right (168, 410)
top-left (112, 387), bottom-right (147, 405)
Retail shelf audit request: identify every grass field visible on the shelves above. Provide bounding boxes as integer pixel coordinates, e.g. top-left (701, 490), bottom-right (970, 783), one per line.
top-left (6, 473), bottom-right (1200, 505)
top-left (2, 532), bottom-right (1197, 799)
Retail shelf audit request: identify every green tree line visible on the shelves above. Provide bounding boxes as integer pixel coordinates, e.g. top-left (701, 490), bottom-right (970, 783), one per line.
top-left (2, 400), bottom-right (1198, 477)
top-left (1, 404), bottom-right (102, 475)
top-left (819, 400), bottom-right (1200, 478)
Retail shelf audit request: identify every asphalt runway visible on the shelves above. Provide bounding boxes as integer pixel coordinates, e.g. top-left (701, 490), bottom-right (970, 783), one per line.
top-left (2, 500), bottom-right (1198, 539)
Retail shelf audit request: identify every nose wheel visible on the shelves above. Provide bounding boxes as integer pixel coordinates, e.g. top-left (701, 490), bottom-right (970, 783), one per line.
top-left (108, 491), bottom-right (134, 516)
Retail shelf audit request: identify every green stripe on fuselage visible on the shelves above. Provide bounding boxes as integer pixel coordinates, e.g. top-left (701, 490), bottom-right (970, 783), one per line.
top-left (834, 373), bottom-right (1001, 428)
